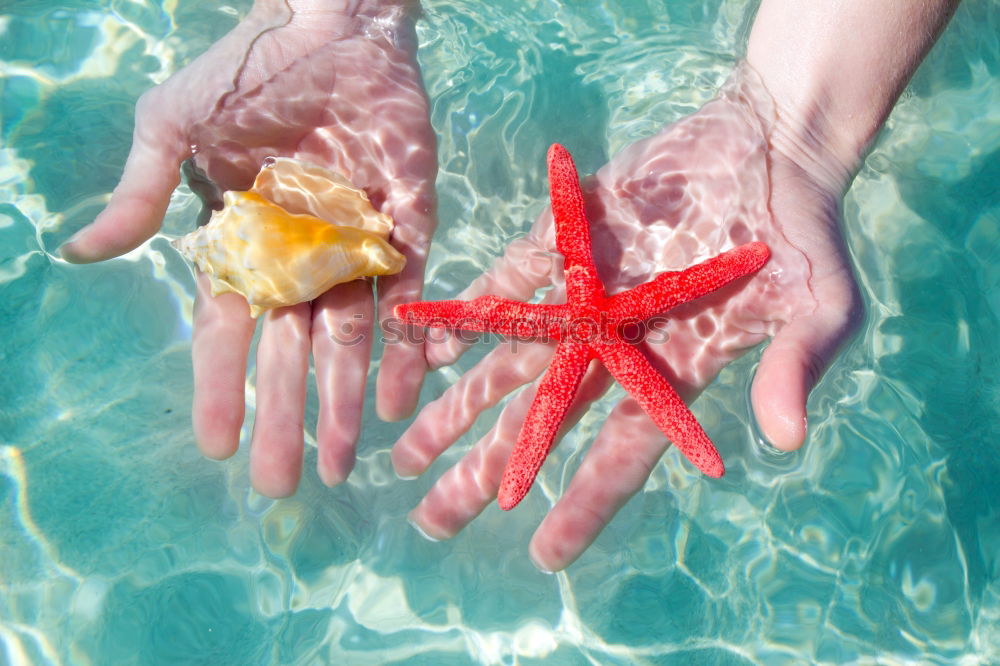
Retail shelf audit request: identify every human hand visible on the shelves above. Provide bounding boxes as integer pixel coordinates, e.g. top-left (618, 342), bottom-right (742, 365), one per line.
top-left (60, 0), bottom-right (437, 496)
top-left (392, 64), bottom-right (862, 571)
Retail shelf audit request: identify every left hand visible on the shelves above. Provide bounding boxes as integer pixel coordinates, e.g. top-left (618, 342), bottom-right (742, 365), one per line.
top-left (392, 68), bottom-right (861, 571)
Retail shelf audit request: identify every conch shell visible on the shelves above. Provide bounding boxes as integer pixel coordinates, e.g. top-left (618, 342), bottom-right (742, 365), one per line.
top-left (173, 157), bottom-right (404, 318)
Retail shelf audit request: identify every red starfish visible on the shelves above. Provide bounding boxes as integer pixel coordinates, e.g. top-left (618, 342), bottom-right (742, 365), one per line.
top-left (396, 144), bottom-right (770, 510)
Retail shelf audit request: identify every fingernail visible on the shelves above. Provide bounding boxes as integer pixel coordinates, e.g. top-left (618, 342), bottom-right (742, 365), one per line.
top-left (407, 515), bottom-right (441, 542)
top-left (317, 465), bottom-right (347, 488)
top-left (530, 555), bottom-right (555, 575)
top-left (528, 545), bottom-right (556, 574)
top-left (391, 451), bottom-right (424, 480)
top-left (58, 230), bottom-right (87, 263)
top-left (59, 245), bottom-right (83, 263)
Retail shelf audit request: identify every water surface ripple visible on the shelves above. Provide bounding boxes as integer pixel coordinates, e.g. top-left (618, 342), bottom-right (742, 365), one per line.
top-left (1, 0), bottom-right (998, 663)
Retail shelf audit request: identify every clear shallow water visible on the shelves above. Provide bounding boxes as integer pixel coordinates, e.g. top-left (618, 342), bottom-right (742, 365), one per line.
top-left (2, 0), bottom-right (999, 663)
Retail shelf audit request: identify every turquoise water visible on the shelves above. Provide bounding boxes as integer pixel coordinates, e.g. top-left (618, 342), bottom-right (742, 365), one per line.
top-left (2, 0), bottom-right (999, 663)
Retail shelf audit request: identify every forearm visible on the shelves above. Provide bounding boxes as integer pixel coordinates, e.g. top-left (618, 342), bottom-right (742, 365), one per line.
top-left (746, 0), bottom-right (959, 189)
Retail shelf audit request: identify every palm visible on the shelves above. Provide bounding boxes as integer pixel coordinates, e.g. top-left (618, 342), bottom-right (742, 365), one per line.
top-left (394, 74), bottom-right (860, 571)
top-left (177, 17), bottom-right (435, 201)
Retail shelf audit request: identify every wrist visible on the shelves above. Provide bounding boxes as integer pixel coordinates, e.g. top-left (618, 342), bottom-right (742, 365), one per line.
top-left (755, 74), bottom-right (861, 196)
top-left (745, 0), bottom-right (959, 194)
top-left (294, 0), bottom-right (419, 45)
top-left (279, 0), bottom-right (416, 24)
top-left (252, 0), bottom-right (410, 13)
top-left (742, 48), bottom-right (878, 195)
top-left (722, 61), bottom-right (856, 197)
top-left (244, 0), bottom-right (417, 48)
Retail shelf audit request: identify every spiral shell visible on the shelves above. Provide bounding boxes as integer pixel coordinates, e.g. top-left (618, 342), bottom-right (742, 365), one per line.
top-left (252, 157), bottom-right (394, 237)
top-left (172, 158), bottom-right (404, 318)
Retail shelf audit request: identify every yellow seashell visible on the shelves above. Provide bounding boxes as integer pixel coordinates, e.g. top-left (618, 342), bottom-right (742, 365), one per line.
top-left (251, 157), bottom-right (394, 238)
top-left (173, 185), bottom-right (405, 318)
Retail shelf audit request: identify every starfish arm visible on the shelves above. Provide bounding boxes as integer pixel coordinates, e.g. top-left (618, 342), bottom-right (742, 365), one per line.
top-left (607, 241), bottom-right (770, 322)
top-left (498, 341), bottom-right (592, 510)
top-left (395, 296), bottom-right (569, 338)
top-left (547, 144), bottom-right (605, 302)
top-left (593, 341), bottom-right (724, 478)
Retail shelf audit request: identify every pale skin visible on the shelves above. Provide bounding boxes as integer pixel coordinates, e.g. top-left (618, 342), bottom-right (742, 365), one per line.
top-left (62, 0), bottom-right (958, 571)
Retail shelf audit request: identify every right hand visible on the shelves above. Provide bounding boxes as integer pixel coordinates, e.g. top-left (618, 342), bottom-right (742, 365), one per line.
top-left (61, 0), bottom-right (438, 496)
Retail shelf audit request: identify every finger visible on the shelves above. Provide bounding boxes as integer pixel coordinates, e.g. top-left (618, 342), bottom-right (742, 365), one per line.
top-left (408, 360), bottom-right (610, 540)
top-left (407, 382), bottom-right (539, 540)
top-left (311, 281), bottom-right (375, 486)
top-left (249, 303), bottom-right (312, 498)
top-left (375, 191), bottom-right (435, 421)
top-left (529, 397), bottom-right (669, 572)
top-left (750, 275), bottom-right (862, 450)
top-left (191, 273), bottom-right (256, 460)
top-left (61, 92), bottom-right (187, 263)
top-left (391, 341), bottom-right (555, 478)
top-left (424, 232), bottom-right (556, 369)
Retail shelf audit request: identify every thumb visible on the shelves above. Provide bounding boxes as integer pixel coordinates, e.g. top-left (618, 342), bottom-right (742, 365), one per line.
top-left (60, 93), bottom-right (187, 263)
top-left (750, 281), bottom-right (862, 451)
